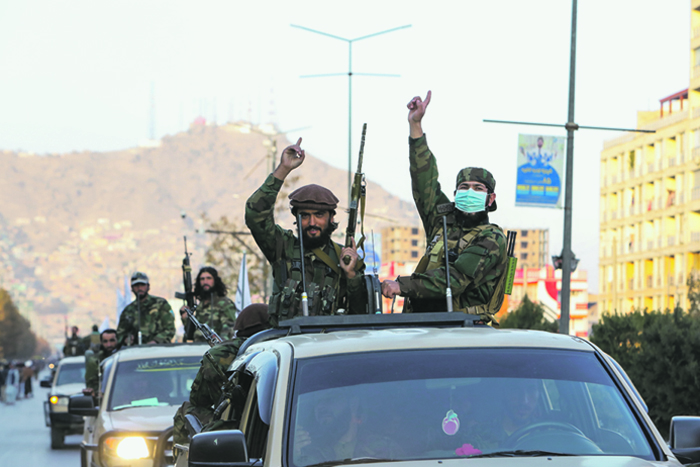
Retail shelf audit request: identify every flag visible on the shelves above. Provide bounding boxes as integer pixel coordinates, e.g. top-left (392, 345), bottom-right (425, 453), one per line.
top-left (116, 275), bottom-right (131, 322)
top-left (234, 252), bottom-right (252, 316)
top-left (99, 316), bottom-right (111, 332)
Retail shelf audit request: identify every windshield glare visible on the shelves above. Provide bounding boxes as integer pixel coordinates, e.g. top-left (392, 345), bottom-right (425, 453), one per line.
top-left (56, 362), bottom-right (86, 386)
top-left (289, 349), bottom-right (653, 466)
top-left (108, 356), bottom-right (200, 411)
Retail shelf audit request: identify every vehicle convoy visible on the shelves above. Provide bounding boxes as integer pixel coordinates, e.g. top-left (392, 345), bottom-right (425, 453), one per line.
top-left (41, 355), bottom-right (86, 449)
top-left (69, 342), bottom-right (208, 467)
top-left (178, 313), bottom-right (700, 467)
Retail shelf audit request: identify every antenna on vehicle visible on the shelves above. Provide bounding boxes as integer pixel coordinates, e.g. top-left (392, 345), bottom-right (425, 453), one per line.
top-left (296, 213), bottom-right (310, 317)
top-left (442, 216), bottom-right (453, 312)
top-left (368, 230), bottom-right (382, 314)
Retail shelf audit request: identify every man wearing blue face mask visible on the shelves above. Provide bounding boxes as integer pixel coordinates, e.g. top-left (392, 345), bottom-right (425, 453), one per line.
top-left (381, 91), bottom-right (507, 323)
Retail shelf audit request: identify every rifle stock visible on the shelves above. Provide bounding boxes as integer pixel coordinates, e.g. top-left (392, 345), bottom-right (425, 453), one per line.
top-left (344, 123), bottom-right (367, 265)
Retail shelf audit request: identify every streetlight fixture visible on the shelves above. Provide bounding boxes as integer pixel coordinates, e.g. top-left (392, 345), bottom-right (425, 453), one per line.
top-left (290, 23), bottom-right (411, 200)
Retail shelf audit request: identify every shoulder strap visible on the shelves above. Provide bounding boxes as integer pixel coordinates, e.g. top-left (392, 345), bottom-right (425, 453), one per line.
top-left (312, 247), bottom-right (340, 275)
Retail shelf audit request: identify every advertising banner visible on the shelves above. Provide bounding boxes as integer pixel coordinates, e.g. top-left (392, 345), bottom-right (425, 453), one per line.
top-left (516, 134), bottom-right (564, 208)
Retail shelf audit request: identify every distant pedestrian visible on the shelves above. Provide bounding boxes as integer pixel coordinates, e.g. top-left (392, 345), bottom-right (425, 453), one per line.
top-left (22, 360), bottom-right (34, 399)
top-left (5, 362), bottom-right (20, 404)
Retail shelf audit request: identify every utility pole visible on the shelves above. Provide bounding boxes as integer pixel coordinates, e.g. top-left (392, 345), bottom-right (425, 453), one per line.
top-left (485, 0), bottom-right (653, 334)
top-left (291, 24), bottom-right (411, 200)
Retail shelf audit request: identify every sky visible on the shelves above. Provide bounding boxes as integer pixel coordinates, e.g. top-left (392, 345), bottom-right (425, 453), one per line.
top-left (0, 1), bottom-right (692, 293)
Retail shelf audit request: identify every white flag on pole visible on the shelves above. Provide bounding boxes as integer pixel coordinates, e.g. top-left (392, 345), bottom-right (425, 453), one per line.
top-left (234, 252), bottom-right (252, 316)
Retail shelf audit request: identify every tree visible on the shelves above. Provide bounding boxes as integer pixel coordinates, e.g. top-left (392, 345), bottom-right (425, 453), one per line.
top-left (500, 295), bottom-right (558, 332)
top-left (591, 308), bottom-right (700, 439)
top-left (0, 288), bottom-right (38, 359)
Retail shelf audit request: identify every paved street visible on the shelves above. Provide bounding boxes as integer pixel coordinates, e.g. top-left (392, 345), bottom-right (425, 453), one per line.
top-left (0, 374), bottom-right (81, 467)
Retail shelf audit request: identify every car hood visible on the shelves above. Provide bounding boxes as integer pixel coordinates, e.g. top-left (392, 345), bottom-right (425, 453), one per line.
top-left (51, 382), bottom-right (85, 396)
top-left (105, 405), bottom-right (178, 432)
top-left (347, 457), bottom-right (676, 467)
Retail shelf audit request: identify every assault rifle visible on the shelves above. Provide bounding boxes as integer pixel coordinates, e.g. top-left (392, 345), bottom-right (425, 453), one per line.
top-left (182, 305), bottom-right (243, 420)
top-left (175, 236), bottom-right (197, 341)
top-left (343, 123), bottom-right (367, 265)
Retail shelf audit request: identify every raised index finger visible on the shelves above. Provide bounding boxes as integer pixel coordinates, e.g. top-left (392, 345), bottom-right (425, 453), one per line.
top-left (296, 137), bottom-right (302, 146)
top-left (424, 90), bottom-right (432, 106)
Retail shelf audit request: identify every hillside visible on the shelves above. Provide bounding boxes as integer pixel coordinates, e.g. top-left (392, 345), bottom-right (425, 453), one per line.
top-left (0, 121), bottom-right (418, 346)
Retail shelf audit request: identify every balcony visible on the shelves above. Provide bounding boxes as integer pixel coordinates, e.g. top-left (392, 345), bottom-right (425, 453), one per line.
top-left (647, 162), bottom-right (655, 173)
top-left (669, 275), bottom-right (674, 286)
top-left (647, 240), bottom-right (654, 250)
top-left (611, 175), bottom-right (617, 184)
top-left (628, 279), bottom-right (634, 290)
top-left (692, 231), bottom-right (700, 243)
top-left (693, 187), bottom-right (700, 201)
top-left (668, 236), bottom-right (676, 246)
top-left (668, 157), bottom-right (676, 167)
top-left (647, 276), bottom-right (653, 288)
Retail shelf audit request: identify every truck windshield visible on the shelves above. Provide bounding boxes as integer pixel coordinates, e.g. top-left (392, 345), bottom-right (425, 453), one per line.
top-left (108, 356), bottom-right (200, 411)
top-left (289, 348), bottom-right (653, 466)
top-left (56, 362), bottom-right (86, 386)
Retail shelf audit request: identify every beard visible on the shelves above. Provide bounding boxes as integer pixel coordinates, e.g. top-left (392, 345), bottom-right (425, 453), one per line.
top-left (457, 210), bottom-right (489, 228)
top-left (303, 224), bottom-right (333, 250)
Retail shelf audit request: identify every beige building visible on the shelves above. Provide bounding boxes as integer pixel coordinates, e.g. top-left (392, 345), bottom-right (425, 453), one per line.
top-left (504, 228), bottom-right (549, 270)
top-left (381, 225), bottom-right (426, 263)
top-left (599, 1), bottom-right (700, 313)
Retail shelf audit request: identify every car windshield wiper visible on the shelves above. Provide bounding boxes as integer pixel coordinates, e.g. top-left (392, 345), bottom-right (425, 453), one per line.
top-left (469, 450), bottom-right (575, 458)
top-left (304, 457), bottom-right (396, 467)
top-left (111, 403), bottom-right (163, 411)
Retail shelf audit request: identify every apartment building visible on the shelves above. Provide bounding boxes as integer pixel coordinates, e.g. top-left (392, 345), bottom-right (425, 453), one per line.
top-left (504, 228), bottom-right (549, 270)
top-left (381, 225), bottom-right (426, 263)
top-left (599, 2), bottom-right (700, 313)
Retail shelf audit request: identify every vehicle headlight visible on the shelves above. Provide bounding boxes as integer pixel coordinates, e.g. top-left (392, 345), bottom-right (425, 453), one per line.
top-left (103, 436), bottom-right (154, 460)
top-left (49, 395), bottom-right (69, 412)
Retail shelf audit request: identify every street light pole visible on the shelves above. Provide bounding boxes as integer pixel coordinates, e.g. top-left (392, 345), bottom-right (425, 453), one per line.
top-left (291, 24), bottom-right (411, 200)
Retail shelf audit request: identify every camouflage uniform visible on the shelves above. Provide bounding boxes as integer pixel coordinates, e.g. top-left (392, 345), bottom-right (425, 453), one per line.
top-left (63, 335), bottom-right (86, 357)
top-left (84, 347), bottom-right (116, 394)
top-left (173, 338), bottom-right (244, 445)
top-left (398, 135), bottom-right (507, 316)
top-left (245, 174), bottom-right (366, 323)
top-left (116, 295), bottom-right (175, 346)
top-left (191, 294), bottom-right (238, 342)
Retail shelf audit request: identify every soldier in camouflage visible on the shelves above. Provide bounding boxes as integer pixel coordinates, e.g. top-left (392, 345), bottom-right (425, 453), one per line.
top-left (82, 329), bottom-right (118, 397)
top-left (116, 272), bottom-right (175, 346)
top-left (179, 267), bottom-right (237, 342)
top-left (245, 137), bottom-right (366, 324)
top-left (173, 304), bottom-right (271, 448)
top-left (381, 91), bottom-right (507, 321)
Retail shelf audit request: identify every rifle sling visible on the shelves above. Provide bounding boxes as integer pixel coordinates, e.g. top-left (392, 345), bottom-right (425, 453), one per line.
top-left (311, 247), bottom-right (340, 275)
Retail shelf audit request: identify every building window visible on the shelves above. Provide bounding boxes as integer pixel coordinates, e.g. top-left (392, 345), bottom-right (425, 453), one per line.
top-left (411, 239), bottom-right (418, 246)
top-left (411, 251), bottom-right (419, 258)
top-left (411, 228), bottom-right (418, 235)
top-left (521, 241), bottom-right (528, 249)
top-left (521, 253), bottom-right (528, 260)
top-left (521, 230), bottom-right (528, 237)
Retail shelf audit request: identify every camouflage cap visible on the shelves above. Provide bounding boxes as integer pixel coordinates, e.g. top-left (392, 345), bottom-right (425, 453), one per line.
top-left (130, 271), bottom-right (149, 285)
top-left (456, 167), bottom-right (497, 212)
top-left (234, 304), bottom-right (271, 338)
top-left (289, 184), bottom-right (339, 212)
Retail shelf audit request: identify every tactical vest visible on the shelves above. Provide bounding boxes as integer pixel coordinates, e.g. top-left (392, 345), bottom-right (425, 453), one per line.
top-left (415, 221), bottom-right (507, 322)
top-left (268, 239), bottom-right (347, 320)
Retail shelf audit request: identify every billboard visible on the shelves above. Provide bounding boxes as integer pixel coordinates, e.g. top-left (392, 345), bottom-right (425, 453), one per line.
top-left (516, 134), bottom-right (564, 208)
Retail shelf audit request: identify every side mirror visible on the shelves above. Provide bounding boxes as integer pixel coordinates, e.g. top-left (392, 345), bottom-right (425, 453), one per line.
top-left (189, 430), bottom-right (248, 467)
top-left (40, 379), bottom-right (52, 388)
top-left (670, 416), bottom-right (700, 465)
top-left (68, 394), bottom-right (99, 417)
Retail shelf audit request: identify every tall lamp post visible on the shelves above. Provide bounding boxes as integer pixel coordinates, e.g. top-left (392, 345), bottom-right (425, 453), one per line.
top-left (290, 24), bottom-right (411, 200)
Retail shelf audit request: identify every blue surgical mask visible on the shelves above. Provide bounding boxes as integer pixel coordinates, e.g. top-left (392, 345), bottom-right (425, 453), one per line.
top-left (455, 189), bottom-right (488, 213)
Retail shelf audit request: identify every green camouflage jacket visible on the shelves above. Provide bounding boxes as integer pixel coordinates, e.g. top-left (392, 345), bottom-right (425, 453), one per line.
top-left (245, 174), bottom-right (366, 323)
top-left (191, 294), bottom-right (238, 342)
top-left (173, 338), bottom-right (244, 446)
top-left (398, 135), bottom-right (507, 313)
top-left (116, 295), bottom-right (175, 346)
top-left (84, 347), bottom-right (116, 394)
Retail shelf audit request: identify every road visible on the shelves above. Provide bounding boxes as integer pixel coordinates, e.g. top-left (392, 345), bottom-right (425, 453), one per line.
top-left (0, 374), bottom-right (81, 467)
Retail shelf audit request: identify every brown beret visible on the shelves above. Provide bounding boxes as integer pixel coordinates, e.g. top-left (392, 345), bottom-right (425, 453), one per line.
top-left (234, 304), bottom-right (271, 338)
top-left (288, 184), bottom-right (339, 211)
